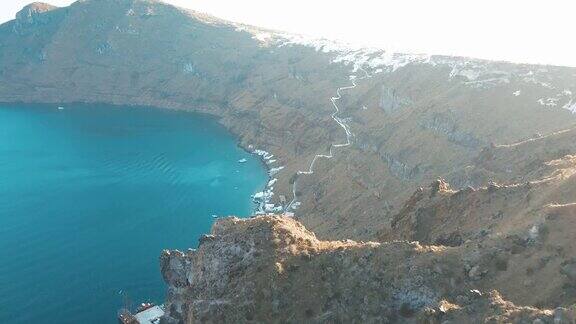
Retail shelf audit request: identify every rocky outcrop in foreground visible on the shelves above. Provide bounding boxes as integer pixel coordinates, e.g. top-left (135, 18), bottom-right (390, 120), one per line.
top-left (3, 2), bottom-right (576, 320)
top-left (160, 216), bottom-right (576, 323)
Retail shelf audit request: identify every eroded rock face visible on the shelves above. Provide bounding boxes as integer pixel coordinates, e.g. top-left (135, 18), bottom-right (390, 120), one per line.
top-left (160, 216), bottom-right (575, 323)
top-left (379, 85), bottom-right (411, 113)
top-left (14, 2), bottom-right (57, 33)
top-left (380, 152), bottom-right (576, 310)
top-left (160, 216), bottom-right (442, 322)
top-left (420, 112), bottom-right (482, 149)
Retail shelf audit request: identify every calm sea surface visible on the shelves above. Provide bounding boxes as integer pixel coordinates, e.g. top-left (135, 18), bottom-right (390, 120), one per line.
top-left (0, 104), bottom-right (268, 323)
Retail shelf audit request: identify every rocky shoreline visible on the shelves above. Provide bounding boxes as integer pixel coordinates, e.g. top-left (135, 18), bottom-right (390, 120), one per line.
top-left (0, 99), bottom-right (298, 218)
top-left (247, 147), bottom-right (289, 215)
top-left (4, 1), bottom-right (576, 322)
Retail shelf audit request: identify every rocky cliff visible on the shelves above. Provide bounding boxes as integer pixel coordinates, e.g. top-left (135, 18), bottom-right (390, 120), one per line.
top-left (2, 0), bottom-right (576, 241)
top-left (160, 216), bottom-right (576, 323)
top-left (159, 132), bottom-right (576, 323)
top-left (3, 1), bottom-right (576, 322)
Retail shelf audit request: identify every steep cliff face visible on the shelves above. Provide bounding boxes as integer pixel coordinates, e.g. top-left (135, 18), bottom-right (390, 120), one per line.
top-left (160, 127), bottom-right (576, 323)
top-left (4, 1), bottom-right (576, 321)
top-left (1, 0), bottom-right (576, 242)
top-left (380, 148), bottom-right (576, 309)
top-left (14, 2), bottom-right (57, 31)
top-left (160, 216), bottom-right (576, 323)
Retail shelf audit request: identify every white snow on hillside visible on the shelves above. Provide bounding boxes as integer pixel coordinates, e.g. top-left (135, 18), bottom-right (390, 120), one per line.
top-left (536, 88), bottom-right (575, 112)
top-left (521, 70), bottom-right (556, 89)
top-left (276, 34), bottom-right (430, 73)
top-left (564, 100), bottom-right (576, 113)
top-left (270, 33), bottom-right (518, 88)
top-left (538, 98), bottom-right (559, 107)
top-left (276, 33), bottom-right (573, 86)
top-left (239, 29), bottom-right (576, 112)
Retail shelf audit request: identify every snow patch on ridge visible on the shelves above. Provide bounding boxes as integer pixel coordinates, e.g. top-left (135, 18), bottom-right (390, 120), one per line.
top-left (521, 70), bottom-right (556, 89)
top-left (271, 34), bottom-right (574, 93)
top-left (240, 29), bottom-right (571, 94)
top-left (537, 89), bottom-right (575, 112)
top-left (277, 34), bottom-right (430, 73)
top-left (439, 59), bottom-right (511, 87)
top-left (538, 98), bottom-right (559, 107)
top-left (563, 100), bottom-right (576, 114)
top-left (272, 34), bottom-right (519, 88)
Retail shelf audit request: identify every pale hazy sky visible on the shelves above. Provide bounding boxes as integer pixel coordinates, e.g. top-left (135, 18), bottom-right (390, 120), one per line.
top-left (2, 0), bottom-right (575, 67)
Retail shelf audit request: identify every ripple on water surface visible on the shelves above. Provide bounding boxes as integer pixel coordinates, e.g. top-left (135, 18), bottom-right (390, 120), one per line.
top-left (0, 104), bottom-right (268, 323)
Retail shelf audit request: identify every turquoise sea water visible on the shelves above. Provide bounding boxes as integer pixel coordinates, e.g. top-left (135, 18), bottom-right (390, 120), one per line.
top-left (0, 104), bottom-right (268, 323)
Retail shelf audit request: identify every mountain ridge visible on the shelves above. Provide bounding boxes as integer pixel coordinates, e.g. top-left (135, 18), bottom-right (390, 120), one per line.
top-left (160, 215), bottom-right (576, 323)
top-left (2, 1), bottom-right (576, 322)
top-left (2, 0), bottom-right (576, 239)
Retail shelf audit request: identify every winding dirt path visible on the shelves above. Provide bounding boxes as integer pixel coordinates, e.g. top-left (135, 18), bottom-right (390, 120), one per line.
top-left (286, 67), bottom-right (370, 211)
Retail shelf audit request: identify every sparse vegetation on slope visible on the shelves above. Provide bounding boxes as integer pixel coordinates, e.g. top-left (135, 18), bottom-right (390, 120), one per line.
top-left (161, 216), bottom-right (576, 323)
top-left (2, 1), bottom-right (576, 322)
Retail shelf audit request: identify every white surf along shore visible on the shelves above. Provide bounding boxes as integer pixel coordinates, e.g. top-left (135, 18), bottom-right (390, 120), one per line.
top-left (247, 64), bottom-right (371, 217)
top-left (247, 147), bottom-right (285, 215)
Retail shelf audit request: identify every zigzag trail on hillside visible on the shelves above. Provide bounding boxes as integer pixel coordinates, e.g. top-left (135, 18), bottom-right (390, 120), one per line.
top-left (286, 67), bottom-right (370, 211)
top-left (495, 127), bottom-right (575, 148)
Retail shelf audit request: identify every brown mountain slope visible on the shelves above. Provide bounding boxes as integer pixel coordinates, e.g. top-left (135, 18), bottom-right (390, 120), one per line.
top-left (160, 216), bottom-right (576, 323)
top-left (2, 0), bottom-right (576, 241)
top-left (160, 140), bottom-right (576, 323)
top-left (456, 127), bottom-right (576, 186)
top-left (4, 1), bottom-right (576, 322)
top-left (380, 151), bottom-right (576, 309)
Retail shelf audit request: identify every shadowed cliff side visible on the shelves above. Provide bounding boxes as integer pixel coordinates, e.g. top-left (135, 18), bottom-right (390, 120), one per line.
top-left (158, 147), bottom-right (576, 323)
top-left (160, 216), bottom-right (576, 323)
top-left (380, 150), bottom-right (576, 309)
top-left (4, 1), bottom-right (576, 321)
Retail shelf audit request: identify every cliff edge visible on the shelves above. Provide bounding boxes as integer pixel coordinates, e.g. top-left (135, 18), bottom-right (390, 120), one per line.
top-left (2, 0), bottom-right (576, 242)
top-left (159, 216), bottom-right (576, 323)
